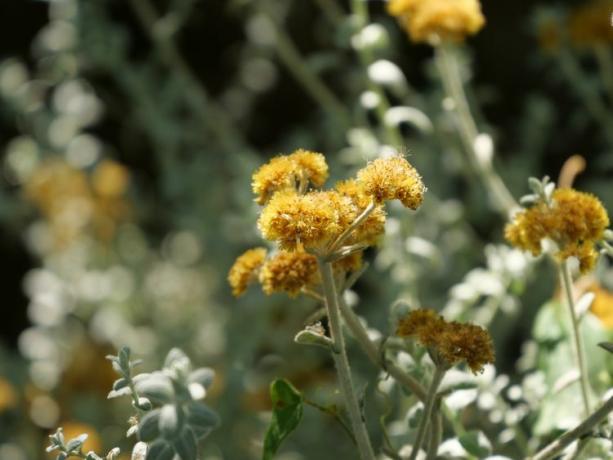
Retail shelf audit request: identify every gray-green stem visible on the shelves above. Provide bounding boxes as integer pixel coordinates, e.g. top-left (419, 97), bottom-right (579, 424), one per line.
top-left (434, 44), bottom-right (517, 215)
top-left (318, 259), bottom-right (376, 460)
top-left (530, 394), bottom-right (613, 460)
top-left (427, 408), bottom-right (443, 460)
top-left (559, 260), bottom-right (591, 415)
top-left (337, 293), bottom-right (427, 401)
top-left (409, 366), bottom-right (446, 460)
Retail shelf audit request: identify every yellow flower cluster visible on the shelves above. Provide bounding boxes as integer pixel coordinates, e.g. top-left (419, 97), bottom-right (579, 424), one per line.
top-left (505, 188), bottom-right (609, 273)
top-left (387, 0), bottom-right (485, 44)
top-left (227, 247), bottom-right (267, 297)
top-left (569, 0), bottom-right (613, 46)
top-left (252, 149), bottom-right (329, 204)
top-left (396, 308), bottom-right (495, 374)
top-left (24, 158), bottom-right (131, 248)
top-left (229, 151), bottom-right (426, 298)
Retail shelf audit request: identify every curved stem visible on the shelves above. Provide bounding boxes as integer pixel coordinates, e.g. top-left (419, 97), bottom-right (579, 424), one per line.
top-left (530, 394), bottom-right (613, 460)
top-left (318, 259), bottom-right (376, 460)
top-left (559, 260), bottom-right (591, 416)
top-left (328, 202), bottom-right (376, 253)
top-left (337, 294), bottom-right (427, 401)
top-left (434, 44), bottom-right (517, 215)
top-left (409, 366), bottom-right (446, 460)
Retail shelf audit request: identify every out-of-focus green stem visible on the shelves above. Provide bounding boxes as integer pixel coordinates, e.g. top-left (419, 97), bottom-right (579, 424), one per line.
top-left (260, 7), bottom-right (351, 128)
top-left (318, 259), bottom-right (376, 460)
top-left (559, 260), bottom-right (591, 416)
top-left (557, 49), bottom-right (613, 147)
top-left (129, 0), bottom-right (247, 152)
top-left (409, 366), bottom-right (446, 460)
top-left (530, 394), bottom-right (613, 460)
top-left (349, 0), bottom-right (404, 147)
top-left (435, 44), bottom-right (517, 215)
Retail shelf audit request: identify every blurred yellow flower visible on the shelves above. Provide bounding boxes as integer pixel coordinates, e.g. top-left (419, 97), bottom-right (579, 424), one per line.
top-left (252, 149), bottom-right (328, 204)
top-left (259, 250), bottom-right (319, 297)
top-left (569, 0), bottom-right (613, 47)
top-left (355, 156), bottom-right (426, 209)
top-left (91, 159), bottom-right (130, 198)
top-left (0, 377), bottom-right (18, 412)
top-left (387, 0), bottom-right (485, 44)
top-left (505, 188), bottom-right (609, 273)
top-left (587, 283), bottom-right (613, 329)
top-left (228, 247), bottom-right (267, 297)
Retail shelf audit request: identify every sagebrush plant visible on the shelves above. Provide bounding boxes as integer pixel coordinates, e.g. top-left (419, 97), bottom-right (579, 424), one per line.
top-left (0, 0), bottom-right (611, 459)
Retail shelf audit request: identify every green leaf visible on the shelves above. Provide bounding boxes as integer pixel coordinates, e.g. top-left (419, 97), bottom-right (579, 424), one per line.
top-left (598, 342), bottom-right (613, 354)
top-left (186, 402), bottom-right (220, 440)
top-left (139, 409), bottom-right (161, 442)
top-left (173, 427), bottom-right (198, 460)
top-left (459, 431), bottom-right (491, 458)
top-left (262, 379), bottom-right (304, 460)
top-left (146, 440), bottom-right (174, 460)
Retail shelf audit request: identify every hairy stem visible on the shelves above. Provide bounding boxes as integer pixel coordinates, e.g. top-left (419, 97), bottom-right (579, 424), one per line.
top-left (559, 260), bottom-right (591, 415)
top-left (318, 259), bottom-right (376, 460)
top-left (530, 394), bottom-right (613, 460)
top-left (409, 366), bottom-right (446, 460)
top-left (426, 407), bottom-right (443, 460)
top-left (434, 44), bottom-right (517, 215)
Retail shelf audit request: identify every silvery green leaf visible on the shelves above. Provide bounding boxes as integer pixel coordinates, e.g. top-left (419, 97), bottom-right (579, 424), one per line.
top-left (528, 177), bottom-right (543, 194)
top-left (159, 404), bottom-right (181, 438)
top-left (187, 368), bottom-right (215, 389)
top-left (107, 387), bottom-right (132, 399)
top-left (164, 348), bottom-right (190, 371)
top-left (119, 347), bottom-right (131, 372)
top-left (113, 378), bottom-right (130, 391)
top-left (543, 182), bottom-right (555, 199)
top-left (139, 409), bottom-right (161, 442)
top-left (145, 441), bottom-right (174, 460)
top-left (136, 397), bottom-right (152, 411)
top-left (186, 402), bottom-right (220, 439)
top-left (106, 447), bottom-right (121, 459)
top-left (187, 383), bottom-right (206, 400)
top-left (519, 194), bottom-right (538, 205)
top-left (126, 424), bottom-right (139, 438)
top-left (575, 292), bottom-right (595, 319)
top-left (56, 453), bottom-right (68, 460)
top-left (604, 229), bottom-right (613, 241)
top-left (294, 328), bottom-right (334, 350)
top-left (135, 373), bottom-right (174, 404)
top-left (131, 442), bottom-right (147, 460)
top-left (66, 434), bottom-right (88, 452)
top-left (459, 431), bottom-right (492, 458)
top-left (85, 452), bottom-right (103, 460)
top-left (173, 428), bottom-right (197, 460)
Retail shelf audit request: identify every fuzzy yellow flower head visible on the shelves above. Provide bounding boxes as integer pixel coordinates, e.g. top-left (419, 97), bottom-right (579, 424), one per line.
top-left (397, 308), bottom-right (495, 373)
top-left (356, 156), bottom-right (426, 209)
top-left (252, 149), bottom-right (329, 204)
top-left (387, 0), bottom-right (485, 44)
top-left (569, 0), bottom-right (613, 47)
top-left (505, 188), bottom-right (609, 273)
top-left (259, 250), bottom-right (319, 297)
top-left (258, 189), bottom-right (356, 251)
top-left (228, 247), bottom-right (267, 297)
top-left (336, 179), bottom-right (387, 245)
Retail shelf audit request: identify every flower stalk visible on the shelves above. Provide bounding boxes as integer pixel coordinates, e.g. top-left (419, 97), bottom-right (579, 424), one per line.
top-left (317, 258), bottom-right (376, 460)
top-left (559, 260), bottom-right (591, 415)
top-left (408, 366), bottom-right (446, 460)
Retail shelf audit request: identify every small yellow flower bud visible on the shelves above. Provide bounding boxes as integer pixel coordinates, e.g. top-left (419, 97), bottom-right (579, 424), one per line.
top-left (228, 247), bottom-right (268, 297)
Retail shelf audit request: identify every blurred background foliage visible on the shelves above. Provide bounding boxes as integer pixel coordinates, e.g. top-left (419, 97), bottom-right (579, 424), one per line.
top-left (0, 0), bottom-right (612, 459)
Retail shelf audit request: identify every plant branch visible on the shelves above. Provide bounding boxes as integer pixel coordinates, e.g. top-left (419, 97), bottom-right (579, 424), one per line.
top-left (559, 260), bottom-right (591, 415)
top-left (318, 259), bottom-right (376, 460)
top-left (409, 366), bottom-right (446, 460)
top-left (530, 394), bottom-right (613, 460)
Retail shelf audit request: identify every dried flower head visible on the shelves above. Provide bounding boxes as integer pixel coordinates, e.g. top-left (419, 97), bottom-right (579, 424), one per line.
top-left (258, 189), bottom-right (356, 250)
top-left (356, 156), bottom-right (426, 209)
top-left (397, 308), bottom-right (495, 373)
top-left (228, 247), bottom-right (267, 297)
top-left (259, 250), bottom-right (319, 297)
top-left (568, 0), bottom-right (613, 47)
top-left (387, 0), bottom-right (485, 44)
top-left (252, 150), bottom-right (329, 204)
top-left (505, 188), bottom-right (609, 273)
